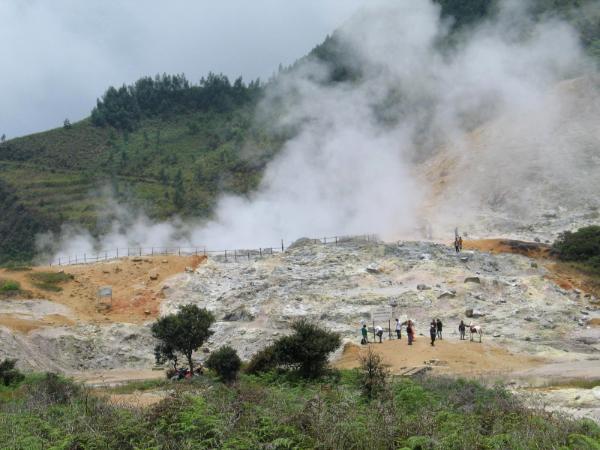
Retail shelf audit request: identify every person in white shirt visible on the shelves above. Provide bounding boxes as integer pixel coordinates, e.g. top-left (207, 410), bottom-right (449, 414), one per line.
top-left (395, 318), bottom-right (402, 340)
top-left (375, 325), bottom-right (384, 343)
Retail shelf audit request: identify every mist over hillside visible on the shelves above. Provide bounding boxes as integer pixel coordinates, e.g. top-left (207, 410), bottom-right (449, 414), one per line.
top-left (1, 0), bottom-right (599, 263)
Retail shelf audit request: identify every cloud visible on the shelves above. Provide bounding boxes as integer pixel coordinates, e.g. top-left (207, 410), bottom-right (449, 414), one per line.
top-left (0, 0), bottom-right (366, 138)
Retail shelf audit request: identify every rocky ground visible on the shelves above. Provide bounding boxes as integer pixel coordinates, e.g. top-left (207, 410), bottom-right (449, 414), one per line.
top-left (1, 238), bottom-right (599, 420)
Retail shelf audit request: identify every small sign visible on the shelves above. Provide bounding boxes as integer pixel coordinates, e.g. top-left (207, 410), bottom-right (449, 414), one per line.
top-left (98, 286), bottom-right (112, 298)
top-left (371, 307), bottom-right (390, 323)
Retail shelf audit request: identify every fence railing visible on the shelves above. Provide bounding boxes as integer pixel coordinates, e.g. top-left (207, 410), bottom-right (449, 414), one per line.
top-left (47, 234), bottom-right (377, 267)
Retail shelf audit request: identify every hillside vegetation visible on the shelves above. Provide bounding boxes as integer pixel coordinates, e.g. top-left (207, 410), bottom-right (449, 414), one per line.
top-left (1, 372), bottom-right (599, 449)
top-left (1, 0), bottom-right (598, 263)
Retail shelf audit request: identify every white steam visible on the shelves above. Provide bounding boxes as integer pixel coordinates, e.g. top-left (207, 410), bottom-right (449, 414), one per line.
top-left (38, 0), bottom-right (600, 260)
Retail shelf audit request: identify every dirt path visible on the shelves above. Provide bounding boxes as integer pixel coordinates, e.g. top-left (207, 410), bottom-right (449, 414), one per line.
top-left (335, 338), bottom-right (544, 377)
top-left (72, 368), bottom-right (166, 386)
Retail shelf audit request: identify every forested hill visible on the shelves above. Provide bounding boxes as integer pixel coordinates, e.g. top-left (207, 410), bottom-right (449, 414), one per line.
top-left (0, 0), bottom-right (598, 263)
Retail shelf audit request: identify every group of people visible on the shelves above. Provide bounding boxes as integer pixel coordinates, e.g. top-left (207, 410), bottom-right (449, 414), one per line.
top-left (429, 319), bottom-right (443, 346)
top-left (454, 235), bottom-right (463, 253)
top-left (360, 318), bottom-right (477, 345)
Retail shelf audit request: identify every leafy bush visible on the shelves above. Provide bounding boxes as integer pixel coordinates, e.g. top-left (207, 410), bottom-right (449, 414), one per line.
top-left (0, 279), bottom-right (20, 292)
top-left (553, 226), bottom-right (600, 272)
top-left (28, 271), bottom-right (73, 291)
top-left (359, 346), bottom-right (388, 399)
top-left (246, 320), bottom-right (341, 378)
top-left (245, 344), bottom-right (279, 375)
top-left (206, 346), bottom-right (241, 383)
top-left (0, 359), bottom-right (24, 386)
top-left (26, 373), bottom-right (80, 405)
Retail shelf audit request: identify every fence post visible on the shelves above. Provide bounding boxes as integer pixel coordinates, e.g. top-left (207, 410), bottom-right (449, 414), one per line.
top-left (75, 255), bottom-right (78, 264)
top-left (203, 247), bottom-right (206, 256)
top-left (195, 247), bottom-right (198, 256)
top-left (234, 250), bottom-right (237, 262)
top-left (247, 252), bottom-right (250, 260)
top-left (178, 247), bottom-right (181, 256)
top-left (58, 257), bottom-right (61, 266)
top-left (335, 236), bottom-right (338, 245)
top-left (281, 239), bottom-right (284, 252)
top-left (224, 250), bottom-right (228, 262)
top-left (84, 253), bottom-right (86, 263)
top-left (259, 248), bottom-right (262, 258)
top-left (151, 247), bottom-right (154, 256)
top-left (105, 252), bottom-right (107, 261)
top-left (139, 248), bottom-right (142, 257)
top-left (324, 237), bottom-right (327, 244)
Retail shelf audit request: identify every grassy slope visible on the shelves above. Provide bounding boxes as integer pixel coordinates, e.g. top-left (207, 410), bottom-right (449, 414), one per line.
top-left (0, 105), bottom-right (281, 263)
top-left (0, 372), bottom-right (599, 449)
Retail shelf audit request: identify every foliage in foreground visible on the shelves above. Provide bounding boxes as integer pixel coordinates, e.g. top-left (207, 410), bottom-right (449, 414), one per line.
top-left (246, 319), bottom-right (341, 378)
top-left (205, 346), bottom-right (241, 383)
top-left (1, 371), bottom-right (599, 449)
top-left (0, 359), bottom-right (24, 386)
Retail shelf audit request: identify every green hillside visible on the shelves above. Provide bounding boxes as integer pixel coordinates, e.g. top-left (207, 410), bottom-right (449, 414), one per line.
top-left (1, 0), bottom-right (598, 263)
top-left (0, 75), bottom-right (286, 263)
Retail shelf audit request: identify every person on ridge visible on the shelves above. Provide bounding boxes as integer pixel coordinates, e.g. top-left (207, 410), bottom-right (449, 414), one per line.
top-left (395, 318), bottom-right (402, 340)
top-left (459, 320), bottom-right (466, 340)
top-left (407, 320), bottom-right (415, 345)
top-left (361, 323), bottom-right (368, 345)
top-left (436, 318), bottom-right (443, 339)
top-left (430, 320), bottom-right (437, 346)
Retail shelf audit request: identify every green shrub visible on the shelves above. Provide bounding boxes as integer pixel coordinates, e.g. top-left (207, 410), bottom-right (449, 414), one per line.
top-left (26, 373), bottom-right (80, 404)
top-left (28, 271), bottom-right (73, 292)
top-left (0, 279), bottom-right (20, 292)
top-left (358, 346), bottom-right (388, 398)
top-left (0, 359), bottom-right (24, 386)
top-left (206, 346), bottom-right (242, 383)
top-left (245, 320), bottom-right (341, 378)
top-left (553, 226), bottom-right (600, 269)
top-left (245, 344), bottom-right (279, 375)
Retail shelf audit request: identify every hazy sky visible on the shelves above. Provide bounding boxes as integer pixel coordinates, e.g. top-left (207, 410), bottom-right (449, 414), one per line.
top-left (0, 0), bottom-right (366, 138)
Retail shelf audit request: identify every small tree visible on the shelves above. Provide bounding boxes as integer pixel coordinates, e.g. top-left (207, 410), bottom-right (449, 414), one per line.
top-left (63, 118), bottom-right (72, 129)
top-left (0, 359), bottom-right (24, 386)
top-left (246, 320), bottom-right (341, 378)
top-left (358, 347), bottom-right (388, 399)
top-left (206, 346), bottom-right (241, 383)
top-left (276, 319), bottom-right (341, 378)
top-left (151, 305), bottom-right (215, 373)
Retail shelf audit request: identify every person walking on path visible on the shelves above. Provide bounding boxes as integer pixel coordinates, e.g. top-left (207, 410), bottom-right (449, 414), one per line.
top-left (395, 318), bottom-right (402, 340)
top-left (361, 324), bottom-right (369, 345)
top-left (407, 320), bottom-right (415, 345)
top-left (430, 320), bottom-right (437, 346)
top-left (459, 320), bottom-right (466, 340)
top-left (436, 319), bottom-right (443, 339)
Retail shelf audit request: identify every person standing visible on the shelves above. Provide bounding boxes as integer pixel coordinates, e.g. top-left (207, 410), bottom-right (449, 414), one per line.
top-left (458, 236), bottom-right (463, 252)
top-left (459, 320), bottom-right (466, 340)
top-left (430, 320), bottom-right (437, 346)
top-left (395, 318), bottom-right (402, 340)
top-left (436, 319), bottom-right (443, 340)
top-left (361, 324), bottom-right (369, 345)
top-left (407, 320), bottom-right (415, 345)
